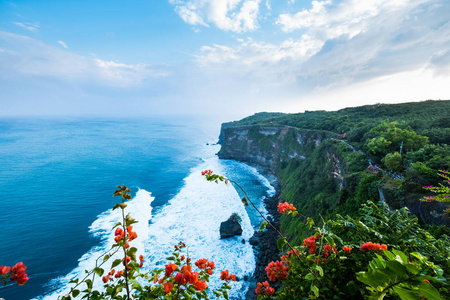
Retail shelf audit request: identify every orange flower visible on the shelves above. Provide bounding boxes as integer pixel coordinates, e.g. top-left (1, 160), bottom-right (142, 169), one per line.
top-left (220, 270), bottom-right (229, 280)
top-left (165, 263), bottom-right (178, 277)
top-left (10, 262), bottom-right (28, 286)
top-left (277, 202), bottom-right (296, 214)
top-left (266, 287), bottom-right (275, 296)
top-left (194, 280), bottom-right (208, 292)
top-left (195, 258), bottom-right (208, 269)
top-left (361, 242), bottom-right (388, 252)
top-left (115, 270), bottom-right (124, 278)
top-left (102, 275), bottom-right (110, 283)
top-left (220, 270), bottom-right (237, 281)
top-left (343, 246), bottom-right (352, 253)
top-left (163, 282), bottom-right (174, 294)
top-left (0, 265), bottom-right (11, 274)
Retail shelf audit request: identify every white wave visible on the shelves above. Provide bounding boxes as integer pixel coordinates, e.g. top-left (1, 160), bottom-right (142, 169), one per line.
top-left (37, 142), bottom-right (275, 300)
top-left (140, 157), bottom-right (255, 298)
top-left (36, 189), bottom-right (154, 299)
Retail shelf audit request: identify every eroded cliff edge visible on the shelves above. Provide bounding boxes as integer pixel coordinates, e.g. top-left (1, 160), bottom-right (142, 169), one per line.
top-left (218, 124), bottom-right (448, 243)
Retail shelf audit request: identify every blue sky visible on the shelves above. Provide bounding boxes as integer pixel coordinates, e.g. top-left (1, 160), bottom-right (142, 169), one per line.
top-left (1, 0), bottom-right (449, 118)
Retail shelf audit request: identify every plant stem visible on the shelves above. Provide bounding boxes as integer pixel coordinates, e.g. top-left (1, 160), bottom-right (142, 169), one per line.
top-left (229, 179), bottom-right (301, 260)
top-left (121, 196), bottom-right (131, 300)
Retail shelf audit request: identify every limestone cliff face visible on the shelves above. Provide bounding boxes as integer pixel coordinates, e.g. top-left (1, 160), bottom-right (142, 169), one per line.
top-left (218, 125), bottom-right (339, 176)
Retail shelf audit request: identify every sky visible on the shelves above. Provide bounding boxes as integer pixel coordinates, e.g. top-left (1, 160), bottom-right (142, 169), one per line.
top-left (0, 0), bottom-right (449, 119)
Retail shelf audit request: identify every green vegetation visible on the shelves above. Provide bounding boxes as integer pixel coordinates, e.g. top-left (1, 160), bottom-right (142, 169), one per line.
top-left (221, 100), bottom-right (450, 244)
top-left (274, 201), bottom-right (450, 300)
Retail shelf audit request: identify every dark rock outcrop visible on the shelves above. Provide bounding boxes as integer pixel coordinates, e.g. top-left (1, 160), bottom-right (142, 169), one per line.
top-left (245, 192), bottom-right (283, 300)
top-left (220, 214), bottom-right (243, 239)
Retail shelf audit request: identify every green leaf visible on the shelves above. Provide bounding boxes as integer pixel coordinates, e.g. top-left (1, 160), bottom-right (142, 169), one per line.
top-left (277, 238), bottom-right (287, 251)
top-left (315, 265), bottom-right (324, 277)
top-left (311, 285), bottom-right (319, 297)
top-left (241, 197), bottom-right (249, 206)
top-left (93, 267), bottom-right (104, 277)
top-left (259, 222), bottom-right (268, 232)
top-left (416, 280), bottom-right (444, 300)
top-left (127, 247), bottom-right (138, 261)
top-left (72, 289), bottom-right (80, 298)
top-left (292, 211), bottom-right (298, 217)
top-left (392, 286), bottom-right (419, 300)
top-left (306, 217), bottom-right (315, 228)
top-left (223, 290), bottom-right (229, 300)
top-left (305, 273), bottom-right (315, 281)
top-left (391, 249), bottom-right (408, 264)
top-left (85, 279), bottom-right (92, 289)
top-left (112, 222), bottom-right (122, 229)
top-left (383, 250), bottom-right (395, 260)
top-left (112, 203), bottom-right (121, 210)
top-left (410, 252), bottom-right (425, 263)
top-left (111, 259), bottom-right (122, 269)
top-left (103, 254), bottom-right (110, 261)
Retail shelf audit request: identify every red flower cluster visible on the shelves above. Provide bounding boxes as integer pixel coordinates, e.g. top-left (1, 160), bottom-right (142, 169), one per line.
top-left (343, 246), bottom-right (352, 253)
top-left (220, 270), bottom-right (237, 281)
top-left (114, 227), bottom-right (124, 243)
top-left (195, 258), bottom-right (215, 275)
top-left (172, 265), bottom-right (208, 292)
top-left (174, 241), bottom-right (186, 250)
top-left (303, 235), bottom-right (320, 254)
top-left (115, 270), bottom-right (124, 278)
top-left (0, 265), bottom-right (11, 274)
top-left (127, 225), bottom-right (138, 242)
top-left (323, 244), bottom-right (337, 257)
top-left (277, 202), bottom-right (296, 214)
top-left (9, 262), bottom-right (29, 286)
top-left (139, 254), bottom-right (144, 268)
top-left (165, 262), bottom-right (178, 277)
top-left (255, 281), bottom-right (274, 296)
top-left (163, 282), bottom-right (174, 294)
top-left (281, 249), bottom-right (299, 264)
top-left (360, 242), bottom-right (388, 252)
top-left (102, 269), bottom-right (124, 283)
top-left (265, 260), bottom-right (289, 282)
top-left (201, 169), bottom-right (213, 176)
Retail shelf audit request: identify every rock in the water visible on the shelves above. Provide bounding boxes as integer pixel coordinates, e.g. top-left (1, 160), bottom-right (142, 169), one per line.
top-left (220, 214), bottom-right (243, 239)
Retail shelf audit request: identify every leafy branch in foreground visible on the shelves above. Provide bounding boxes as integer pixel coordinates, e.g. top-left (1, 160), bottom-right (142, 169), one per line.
top-left (63, 185), bottom-right (237, 300)
top-left (202, 170), bottom-right (449, 300)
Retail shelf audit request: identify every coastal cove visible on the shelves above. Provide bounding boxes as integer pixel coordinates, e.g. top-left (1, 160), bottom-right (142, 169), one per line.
top-left (0, 117), bottom-right (276, 300)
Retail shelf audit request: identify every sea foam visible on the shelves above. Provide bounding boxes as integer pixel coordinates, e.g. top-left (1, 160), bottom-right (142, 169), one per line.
top-left (37, 148), bottom-right (273, 299)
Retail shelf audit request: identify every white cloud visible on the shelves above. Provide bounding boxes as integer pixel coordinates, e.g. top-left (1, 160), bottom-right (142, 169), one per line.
top-left (0, 31), bottom-right (169, 87)
top-left (193, 0), bottom-right (450, 89)
top-left (57, 40), bottom-right (69, 48)
top-left (169, 0), bottom-right (261, 32)
top-left (277, 0), bottom-right (331, 31)
top-left (11, 21), bottom-right (40, 32)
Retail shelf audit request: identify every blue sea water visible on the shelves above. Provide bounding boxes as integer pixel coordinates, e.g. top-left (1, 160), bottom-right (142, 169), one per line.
top-left (0, 117), bottom-right (274, 300)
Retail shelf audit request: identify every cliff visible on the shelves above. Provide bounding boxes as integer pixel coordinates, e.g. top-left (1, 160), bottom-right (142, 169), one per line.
top-left (218, 121), bottom-right (449, 245)
top-left (219, 125), bottom-right (330, 173)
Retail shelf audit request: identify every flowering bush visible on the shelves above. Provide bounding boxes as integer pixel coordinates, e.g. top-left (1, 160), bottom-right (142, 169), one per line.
top-left (202, 171), bottom-right (449, 300)
top-left (422, 170), bottom-right (450, 203)
top-left (64, 185), bottom-right (237, 300)
top-left (1, 262), bottom-right (29, 286)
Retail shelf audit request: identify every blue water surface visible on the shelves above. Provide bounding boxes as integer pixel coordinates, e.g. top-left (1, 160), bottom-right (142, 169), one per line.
top-left (0, 116), bottom-right (273, 300)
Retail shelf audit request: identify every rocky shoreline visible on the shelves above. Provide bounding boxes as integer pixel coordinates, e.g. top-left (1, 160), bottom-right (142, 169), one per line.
top-left (245, 189), bottom-right (283, 299)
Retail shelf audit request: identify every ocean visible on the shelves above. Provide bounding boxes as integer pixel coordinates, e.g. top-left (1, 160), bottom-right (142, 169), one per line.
top-left (0, 116), bottom-right (274, 300)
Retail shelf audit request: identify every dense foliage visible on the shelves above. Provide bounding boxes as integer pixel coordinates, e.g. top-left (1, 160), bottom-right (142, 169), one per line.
top-left (271, 201), bottom-right (449, 300)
